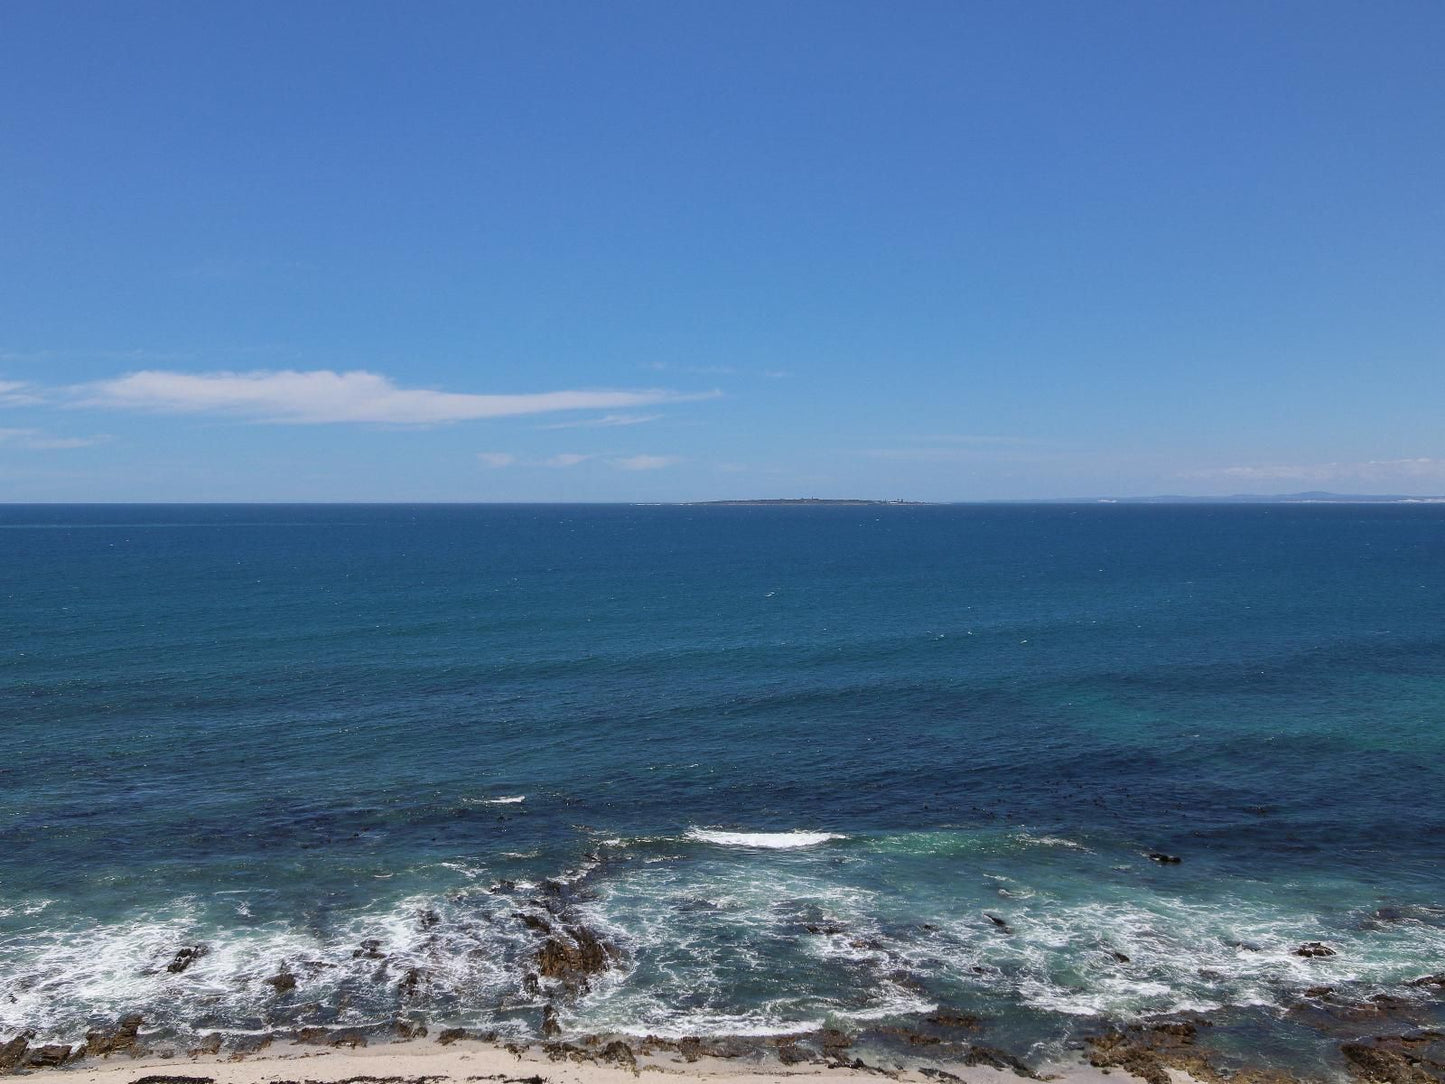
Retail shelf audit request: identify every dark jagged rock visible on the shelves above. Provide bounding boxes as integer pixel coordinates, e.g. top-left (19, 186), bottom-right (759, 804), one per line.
top-left (187, 1033), bottom-right (223, 1057)
top-left (26, 1045), bottom-right (72, 1068)
top-left (984, 912), bottom-right (1014, 934)
top-left (264, 970), bottom-right (298, 994)
top-left (920, 1069), bottom-right (963, 1083)
top-left (132, 1077), bottom-right (215, 1084)
top-left (418, 909), bottom-right (441, 930)
top-left (1296, 942), bottom-right (1337, 958)
top-left (1410, 975), bottom-right (1445, 989)
top-left (1147, 852), bottom-right (1182, 864)
top-left (542, 1041), bottom-right (592, 1063)
top-left (514, 913), bottom-right (553, 934)
top-left (802, 922), bottom-right (846, 935)
top-left (228, 1034), bottom-right (273, 1054)
top-left (85, 1014), bottom-right (146, 1058)
top-left (1305, 986), bottom-right (1335, 998)
top-left (818, 1028), bottom-right (853, 1050)
top-left (353, 939), bottom-right (386, 960)
top-left (1, 1032), bottom-right (34, 1074)
top-left (926, 1011), bottom-right (981, 1030)
top-left (1109, 950), bottom-right (1132, 963)
top-left (1341, 1034), bottom-right (1445, 1084)
top-left (776, 1043), bottom-right (807, 1065)
top-left (535, 925), bottom-right (612, 991)
top-left (167, 946), bottom-right (210, 974)
top-left (541, 1006), bottom-right (561, 1039)
top-left (397, 967), bottom-right (425, 996)
top-left (393, 1020), bottom-right (428, 1040)
top-left (599, 1040), bottom-right (636, 1070)
top-left (436, 1029), bottom-right (470, 1046)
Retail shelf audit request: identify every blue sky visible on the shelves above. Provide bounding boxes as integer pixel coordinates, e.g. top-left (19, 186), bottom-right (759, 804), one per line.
top-left (1, 1), bottom-right (1441, 501)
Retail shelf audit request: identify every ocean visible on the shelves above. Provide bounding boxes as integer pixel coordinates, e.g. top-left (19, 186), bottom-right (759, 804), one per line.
top-left (3, 503), bottom-right (1443, 1073)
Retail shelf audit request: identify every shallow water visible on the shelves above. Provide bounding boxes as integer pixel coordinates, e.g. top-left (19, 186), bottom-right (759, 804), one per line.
top-left (2, 503), bottom-right (1443, 1069)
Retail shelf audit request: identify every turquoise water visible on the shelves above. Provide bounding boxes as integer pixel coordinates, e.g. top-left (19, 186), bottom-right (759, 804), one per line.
top-left (2, 504), bottom-right (1443, 1066)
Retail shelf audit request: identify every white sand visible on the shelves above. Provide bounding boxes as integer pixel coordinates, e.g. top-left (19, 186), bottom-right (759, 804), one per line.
top-left (40, 1036), bottom-right (1144, 1084)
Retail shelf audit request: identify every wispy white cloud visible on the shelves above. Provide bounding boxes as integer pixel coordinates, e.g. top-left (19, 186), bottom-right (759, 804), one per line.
top-left (73, 369), bottom-right (716, 425)
top-left (1188, 458), bottom-right (1445, 483)
top-left (611, 454), bottom-right (677, 471)
top-left (0, 381), bottom-right (43, 405)
top-left (538, 413), bottom-right (662, 430)
top-left (477, 451), bottom-right (677, 471)
top-left (0, 427), bottom-right (109, 450)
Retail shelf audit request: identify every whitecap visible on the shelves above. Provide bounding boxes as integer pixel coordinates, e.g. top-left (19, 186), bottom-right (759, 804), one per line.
top-left (687, 828), bottom-right (846, 849)
top-left (483, 795), bottom-right (526, 805)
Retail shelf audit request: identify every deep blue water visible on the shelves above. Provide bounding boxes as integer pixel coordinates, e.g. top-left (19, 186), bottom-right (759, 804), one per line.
top-left (2, 504), bottom-right (1443, 1067)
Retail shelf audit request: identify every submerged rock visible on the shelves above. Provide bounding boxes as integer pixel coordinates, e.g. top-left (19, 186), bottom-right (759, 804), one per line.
top-left (1296, 941), bottom-right (1337, 958)
top-left (984, 912), bottom-right (1014, 934)
top-left (262, 969), bottom-right (297, 994)
top-left (1146, 852), bottom-right (1182, 864)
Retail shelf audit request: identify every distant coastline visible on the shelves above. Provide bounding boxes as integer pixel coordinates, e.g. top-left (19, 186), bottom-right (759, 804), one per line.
top-left (689, 498), bottom-right (930, 506)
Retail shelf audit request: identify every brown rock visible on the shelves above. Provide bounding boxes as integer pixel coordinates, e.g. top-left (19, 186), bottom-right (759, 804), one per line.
top-left (541, 1005), bottom-right (561, 1039)
top-left (1296, 942), bottom-right (1337, 958)
top-left (187, 1034), bottom-right (223, 1057)
top-left (85, 1014), bottom-right (146, 1058)
top-left (776, 1043), bottom-right (808, 1065)
top-left (600, 1040), bottom-right (637, 1070)
top-left (436, 1028), bottom-right (470, 1046)
top-left (26, 1045), bottom-right (71, 1068)
top-left (0, 1033), bottom-right (34, 1074)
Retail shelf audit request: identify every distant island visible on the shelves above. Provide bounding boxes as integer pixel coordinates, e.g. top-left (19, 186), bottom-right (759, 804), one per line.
top-left (690, 498), bottom-right (931, 506)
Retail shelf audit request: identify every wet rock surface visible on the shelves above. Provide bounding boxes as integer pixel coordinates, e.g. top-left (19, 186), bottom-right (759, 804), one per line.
top-left (166, 946), bottom-right (210, 974)
top-left (84, 1013), bottom-right (147, 1058)
top-left (1341, 1033), bottom-right (1445, 1084)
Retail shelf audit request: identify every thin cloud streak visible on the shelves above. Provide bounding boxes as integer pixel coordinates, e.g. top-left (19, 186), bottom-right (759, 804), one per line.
top-left (538, 413), bottom-right (663, 430)
top-left (0, 427), bottom-right (109, 450)
top-left (477, 451), bottom-right (677, 471)
top-left (74, 369), bottom-right (717, 425)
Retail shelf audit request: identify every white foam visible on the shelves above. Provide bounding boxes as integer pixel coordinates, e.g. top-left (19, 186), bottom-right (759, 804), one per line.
top-left (484, 795), bottom-right (526, 804)
top-left (687, 828), bottom-right (845, 849)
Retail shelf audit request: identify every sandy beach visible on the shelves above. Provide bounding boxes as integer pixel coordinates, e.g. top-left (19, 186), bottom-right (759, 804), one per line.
top-left (24, 1035), bottom-right (1133, 1084)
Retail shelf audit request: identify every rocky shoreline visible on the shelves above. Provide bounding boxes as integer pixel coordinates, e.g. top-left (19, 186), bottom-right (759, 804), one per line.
top-left (6, 874), bottom-right (1445, 1084)
top-left (6, 983), bottom-right (1445, 1084)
